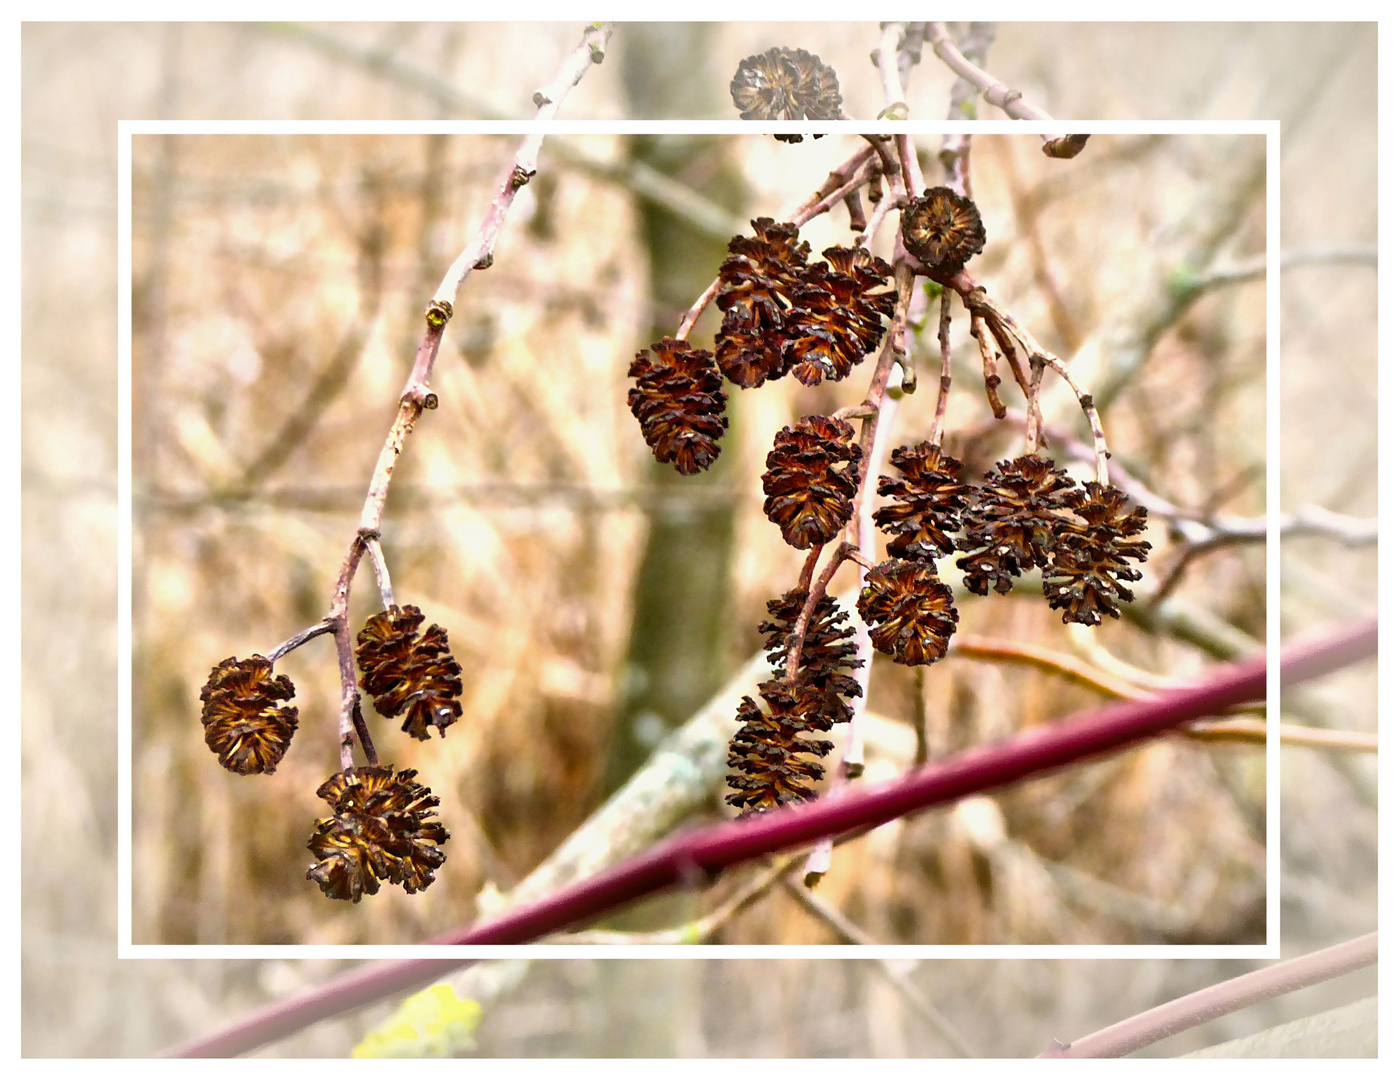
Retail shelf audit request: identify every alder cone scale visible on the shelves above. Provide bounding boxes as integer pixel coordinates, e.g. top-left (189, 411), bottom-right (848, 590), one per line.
top-left (628, 338), bottom-right (729, 473)
top-left (1043, 482), bottom-right (1152, 624)
top-left (762, 415), bottom-right (862, 549)
top-left (356, 605), bottom-right (463, 740)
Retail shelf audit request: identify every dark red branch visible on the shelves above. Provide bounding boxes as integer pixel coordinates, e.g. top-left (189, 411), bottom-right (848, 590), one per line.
top-left (164, 615), bottom-right (1375, 1057)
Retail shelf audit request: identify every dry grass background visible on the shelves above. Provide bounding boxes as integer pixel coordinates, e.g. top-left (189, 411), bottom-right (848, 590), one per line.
top-left (22, 21), bottom-right (1378, 1057)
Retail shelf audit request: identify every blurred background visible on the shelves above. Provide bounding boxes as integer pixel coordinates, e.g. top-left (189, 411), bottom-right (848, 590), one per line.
top-left (22, 21), bottom-right (1377, 1057)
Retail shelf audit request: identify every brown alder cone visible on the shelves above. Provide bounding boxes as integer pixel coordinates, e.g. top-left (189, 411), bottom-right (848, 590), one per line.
top-left (199, 655), bottom-right (298, 775)
top-left (956, 455), bottom-right (1081, 595)
top-left (782, 246), bottom-right (897, 386)
top-left (857, 558), bottom-right (960, 666)
top-left (1043, 482), bottom-right (1152, 625)
top-left (627, 337), bottom-right (729, 473)
top-left (356, 605), bottom-right (464, 740)
top-left (901, 186), bottom-right (987, 277)
top-left (725, 678), bottom-right (837, 814)
top-left (306, 766), bottom-right (449, 903)
top-left (729, 46), bottom-right (842, 143)
top-left (873, 441), bottom-right (970, 560)
top-left (759, 587), bottom-right (864, 724)
top-left (714, 218), bottom-right (810, 387)
top-left (761, 415), bottom-right (862, 549)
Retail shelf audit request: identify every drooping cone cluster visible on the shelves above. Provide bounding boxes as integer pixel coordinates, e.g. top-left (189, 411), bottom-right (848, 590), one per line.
top-left (857, 559), bottom-right (960, 666)
top-left (727, 587), bottom-right (864, 814)
top-left (956, 455), bottom-right (1081, 596)
top-left (1041, 482), bottom-right (1151, 625)
top-left (762, 415), bottom-right (862, 549)
top-left (627, 338), bottom-right (729, 474)
top-left (900, 186), bottom-right (987, 278)
top-left (872, 441), bottom-right (970, 560)
top-left (729, 46), bottom-right (842, 142)
top-left (356, 606), bottom-right (463, 740)
top-left (199, 655), bottom-right (299, 774)
top-left (714, 222), bottom-right (896, 389)
top-left (306, 766), bottom-right (449, 903)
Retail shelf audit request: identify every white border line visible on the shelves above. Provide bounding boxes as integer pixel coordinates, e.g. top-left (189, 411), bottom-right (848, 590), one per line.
top-left (119, 119), bottom-right (1279, 960)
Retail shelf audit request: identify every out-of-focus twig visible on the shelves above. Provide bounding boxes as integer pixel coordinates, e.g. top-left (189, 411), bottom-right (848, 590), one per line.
top-left (262, 22), bottom-right (744, 241)
top-left (1039, 931), bottom-right (1378, 1057)
top-left (780, 878), bottom-right (980, 1058)
top-left (924, 22), bottom-right (1089, 158)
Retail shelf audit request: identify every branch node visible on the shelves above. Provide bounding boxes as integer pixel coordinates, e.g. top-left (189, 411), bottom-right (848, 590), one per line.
top-left (510, 165), bottom-right (536, 190)
top-left (424, 300), bottom-right (453, 329)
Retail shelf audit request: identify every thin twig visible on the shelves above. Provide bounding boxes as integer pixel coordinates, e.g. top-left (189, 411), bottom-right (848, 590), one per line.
top-left (555, 854), bottom-right (803, 945)
top-left (938, 22), bottom-right (994, 198)
top-left (362, 533), bottom-right (395, 611)
top-left (1182, 719), bottom-right (1377, 753)
top-left (781, 877), bottom-right (980, 1058)
top-left (924, 22), bottom-right (1089, 158)
top-left (322, 24), bottom-right (612, 766)
top-left (1039, 931), bottom-right (1378, 1057)
top-left (930, 288), bottom-right (954, 447)
top-left (266, 619), bottom-right (335, 663)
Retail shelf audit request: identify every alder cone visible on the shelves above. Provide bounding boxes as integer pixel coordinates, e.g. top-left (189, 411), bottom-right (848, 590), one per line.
top-left (761, 415), bottom-right (862, 549)
top-left (356, 605), bottom-right (463, 740)
top-left (729, 46), bottom-right (842, 142)
top-left (782, 247), bottom-right (896, 386)
top-left (725, 678), bottom-right (836, 814)
top-left (956, 455), bottom-right (1080, 595)
top-left (306, 766), bottom-right (449, 903)
top-left (857, 558), bottom-right (960, 666)
top-left (901, 186), bottom-right (986, 277)
top-left (199, 655), bottom-right (298, 775)
top-left (759, 587), bottom-right (863, 724)
top-left (714, 218), bottom-right (809, 387)
top-left (1043, 482), bottom-right (1151, 625)
top-left (873, 441), bottom-right (969, 560)
top-left (627, 338), bottom-right (729, 473)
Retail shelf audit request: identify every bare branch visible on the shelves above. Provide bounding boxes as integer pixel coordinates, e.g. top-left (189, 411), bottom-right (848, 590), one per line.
top-left (1040, 932), bottom-right (1378, 1057)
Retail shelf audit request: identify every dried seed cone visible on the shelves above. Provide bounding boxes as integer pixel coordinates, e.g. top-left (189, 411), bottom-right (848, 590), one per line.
top-left (715, 218), bottom-right (810, 387)
top-left (306, 766), bottom-right (449, 903)
top-left (873, 441), bottom-right (970, 560)
top-left (956, 455), bottom-right (1081, 595)
top-left (782, 247), bottom-right (896, 386)
top-left (356, 605), bottom-right (463, 740)
top-left (628, 338), bottom-right (729, 473)
top-left (857, 558), bottom-right (960, 666)
top-left (1043, 482), bottom-right (1151, 625)
top-left (199, 655), bottom-right (298, 775)
top-left (901, 186), bottom-right (987, 277)
top-left (729, 46), bottom-right (842, 142)
top-left (725, 678), bottom-right (837, 815)
top-left (759, 588), bottom-right (864, 723)
top-left (762, 415), bottom-right (862, 549)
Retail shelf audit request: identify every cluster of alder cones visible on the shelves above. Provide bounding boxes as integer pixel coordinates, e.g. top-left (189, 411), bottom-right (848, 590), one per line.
top-left (199, 604), bottom-right (464, 902)
top-left (627, 189), bottom-right (1148, 815)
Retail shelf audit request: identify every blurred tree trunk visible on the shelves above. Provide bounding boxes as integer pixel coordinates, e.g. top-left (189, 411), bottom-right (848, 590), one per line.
top-left (601, 24), bottom-right (744, 797)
